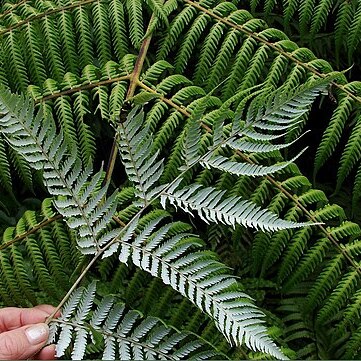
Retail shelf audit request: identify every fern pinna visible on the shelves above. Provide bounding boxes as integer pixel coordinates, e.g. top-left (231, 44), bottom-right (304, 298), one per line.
top-left (0, 0), bottom-right (361, 359)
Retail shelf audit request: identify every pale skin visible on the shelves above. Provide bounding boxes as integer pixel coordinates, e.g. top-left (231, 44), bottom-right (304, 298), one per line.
top-left (0, 305), bottom-right (59, 360)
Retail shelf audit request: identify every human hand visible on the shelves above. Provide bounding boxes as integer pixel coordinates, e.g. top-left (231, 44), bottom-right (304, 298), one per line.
top-left (0, 305), bottom-right (58, 360)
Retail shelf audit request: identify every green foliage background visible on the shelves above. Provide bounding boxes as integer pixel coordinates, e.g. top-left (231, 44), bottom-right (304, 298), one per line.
top-left (0, 0), bottom-right (361, 359)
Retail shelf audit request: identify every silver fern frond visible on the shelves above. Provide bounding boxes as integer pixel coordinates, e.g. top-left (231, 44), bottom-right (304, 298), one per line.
top-left (49, 282), bottom-right (224, 360)
top-left (0, 86), bottom-right (117, 254)
top-left (106, 211), bottom-right (287, 359)
top-left (117, 106), bottom-right (166, 205)
top-left (161, 182), bottom-right (312, 231)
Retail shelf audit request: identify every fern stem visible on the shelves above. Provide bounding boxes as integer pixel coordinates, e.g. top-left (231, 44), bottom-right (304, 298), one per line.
top-left (184, 0), bottom-right (361, 105)
top-left (138, 82), bottom-right (200, 120)
top-left (0, 0), bottom-right (99, 36)
top-left (126, 42), bottom-right (152, 99)
top-left (45, 251), bottom-right (102, 324)
top-left (33, 75), bottom-right (131, 104)
top-left (0, 214), bottom-right (62, 251)
top-left (112, 215), bottom-right (126, 227)
top-left (104, 14), bottom-right (156, 185)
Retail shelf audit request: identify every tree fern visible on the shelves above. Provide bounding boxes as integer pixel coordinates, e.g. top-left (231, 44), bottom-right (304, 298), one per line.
top-left (1, 0), bottom-right (361, 359)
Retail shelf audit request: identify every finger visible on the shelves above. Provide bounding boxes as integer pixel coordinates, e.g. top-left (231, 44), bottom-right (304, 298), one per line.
top-left (0, 323), bottom-right (49, 360)
top-left (0, 306), bottom-right (56, 331)
top-left (34, 344), bottom-right (56, 360)
top-left (34, 305), bottom-right (61, 319)
top-left (34, 305), bottom-right (58, 315)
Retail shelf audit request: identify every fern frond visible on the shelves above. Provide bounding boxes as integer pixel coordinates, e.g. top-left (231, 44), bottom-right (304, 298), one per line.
top-left (126, 0), bottom-right (144, 49)
top-left (314, 93), bottom-right (354, 177)
top-left (0, 137), bottom-right (13, 194)
top-left (336, 109), bottom-right (361, 191)
top-left (117, 106), bottom-right (165, 205)
top-left (74, 5), bottom-right (93, 69)
top-left (0, 198), bottom-right (80, 305)
top-left (109, 0), bottom-right (128, 61)
top-left (309, 0), bottom-right (334, 37)
top-left (143, 0), bottom-right (169, 27)
top-left (201, 151), bottom-right (303, 178)
top-left (347, 1), bottom-right (361, 62)
top-left (50, 282), bottom-right (224, 360)
top-left (0, 86), bottom-right (117, 254)
top-left (103, 211), bottom-right (287, 359)
top-left (317, 268), bottom-right (360, 325)
top-left (2, 31), bottom-right (29, 91)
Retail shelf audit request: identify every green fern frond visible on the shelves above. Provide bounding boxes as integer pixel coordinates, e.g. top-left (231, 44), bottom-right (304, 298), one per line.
top-left (0, 137), bottom-right (13, 194)
top-left (126, 0), bottom-right (145, 49)
top-left (246, 0), bottom-right (361, 61)
top-left (336, 113), bottom-right (361, 191)
top-left (309, 0), bottom-right (333, 37)
top-left (0, 198), bottom-right (80, 305)
top-left (347, 1), bottom-right (361, 62)
top-left (144, 0), bottom-right (169, 27)
top-left (313, 89), bottom-right (354, 175)
top-left (109, 0), bottom-right (128, 61)
top-left (74, 5), bottom-right (93, 69)
top-left (317, 268), bottom-right (360, 325)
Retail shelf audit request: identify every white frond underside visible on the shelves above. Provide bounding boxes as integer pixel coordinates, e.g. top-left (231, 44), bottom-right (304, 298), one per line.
top-left (201, 150), bottom-right (306, 177)
top-left (161, 182), bottom-right (312, 231)
top-left (0, 86), bottom-right (117, 254)
top-left (0, 77), bottom-right (331, 360)
top-left (104, 213), bottom-right (287, 359)
top-left (49, 282), bottom-right (222, 360)
top-left (118, 106), bottom-right (166, 205)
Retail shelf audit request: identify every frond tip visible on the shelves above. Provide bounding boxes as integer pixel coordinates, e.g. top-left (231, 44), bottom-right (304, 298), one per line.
top-left (161, 181), bottom-right (317, 231)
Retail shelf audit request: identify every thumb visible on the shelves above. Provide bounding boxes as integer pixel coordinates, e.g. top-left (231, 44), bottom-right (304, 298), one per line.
top-left (0, 323), bottom-right (49, 360)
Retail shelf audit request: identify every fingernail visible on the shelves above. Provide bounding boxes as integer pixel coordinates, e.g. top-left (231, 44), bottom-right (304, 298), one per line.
top-left (25, 324), bottom-right (49, 345)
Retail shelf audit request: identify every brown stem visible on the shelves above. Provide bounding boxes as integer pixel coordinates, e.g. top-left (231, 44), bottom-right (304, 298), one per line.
top-left (34, 75), bottom-right (130, 104)
top-left (0, 214), bottom-right (62, 251)
top-left (45, 251), bottom-right (102, 324)
top-left (103, 17), bottom-right (156, 185)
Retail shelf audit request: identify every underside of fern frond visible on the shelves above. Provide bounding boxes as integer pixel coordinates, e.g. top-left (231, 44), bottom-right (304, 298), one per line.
top-left (0, 85), bottom-right (297, 358)
top-left (49, 282), bottom-right (224, 360)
